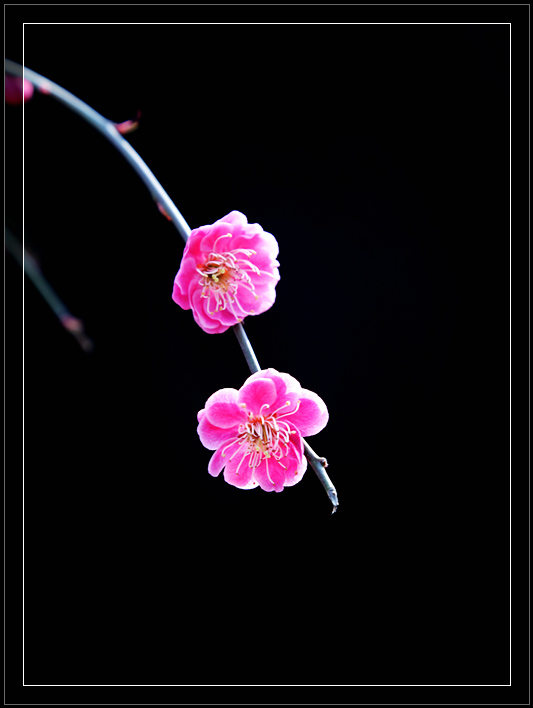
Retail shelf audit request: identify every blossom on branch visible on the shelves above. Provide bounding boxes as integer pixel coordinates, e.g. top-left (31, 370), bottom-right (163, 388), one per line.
top-left (172, 211), bottom-right (280, 334)
top-left (197, 369), bottom-right (328, 492)
top-left (5, 75), bottom-right (34, 105)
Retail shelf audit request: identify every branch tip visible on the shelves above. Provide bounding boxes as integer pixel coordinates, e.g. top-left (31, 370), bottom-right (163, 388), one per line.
top-left (328, 488), bottom-right (339, 514)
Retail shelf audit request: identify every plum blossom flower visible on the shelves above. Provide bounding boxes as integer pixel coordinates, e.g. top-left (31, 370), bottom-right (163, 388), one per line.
top-left (172, 211), bottom-right (280, 334)
top-left (197, 368), bottom-right (328, 492)
top-left (5, 75), bottom-right (34, 105)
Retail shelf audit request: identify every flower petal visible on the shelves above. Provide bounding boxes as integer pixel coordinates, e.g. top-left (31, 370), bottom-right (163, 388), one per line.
top-left (199, 222), bottom-right (237, 254)
top-left (214, 211), bottom-right (248, 229)
top-left (253, 456), bottom-right (287, 493)
top-left (233, 230), bottom-right (279, 261)
top-left (208, 446), bottom-right (228, 477)
top-left (237, 377), bottom-right (277, 414)
top-left (282, 450), bottom-right (308, 487)
top-left (273, 371), bottom-right (303, 395)
top-left (239, 370), bottom-right (299, 421)
top-left (223, 449), bottom-right (254, 488)
top-left (182, 227), bottom-right (209, 261)
top-left (204, 388), bottom-right (245, 428)
top-left (286, 388), bottom-right (329, 437)
top-left (190, 288), bottom-right (231, 334)
top-left (172, 256), bottom-right (199, 310)
top-left (197, 413), bottom-right (236, 450)
top-left (248, 285), bottom-right (277, 316)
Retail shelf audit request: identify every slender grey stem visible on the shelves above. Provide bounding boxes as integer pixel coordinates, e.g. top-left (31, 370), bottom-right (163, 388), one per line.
top-left (232, 323), bottom-right (261, 373)
top-left (9, 59), bottom-right (338, 512)
top-left (6, 228), bottom-right (94, 352)
top-left (6, 59), bottom-right (191, 244)
top-left (6, 229), bottom-right (63, 315)
top-left (303, 441), bottom-right (339, 514)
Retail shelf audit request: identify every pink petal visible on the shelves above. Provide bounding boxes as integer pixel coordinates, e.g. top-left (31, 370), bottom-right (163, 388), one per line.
top-left (252, 457), bottom-right (287, 492)
top-left (172, 280), bottom-right (190, 311)
top-left (243, 370), bottom-right (303, 414)
top-left (197, 413), bottom-right (236, 450)
top-left (290, 429), bottom-right (305, 460)
top-left (190, 288), bottom-right (232, 334)
top-left (199, 221), bottom-right (238, 254)
top-left (208, 446), bottom-right (229, 477)
top-left (282, 452), bottom-right (308, 487)
top-left (172, 256), bottom-right (199, 310)
top-left (264, 436), bottom-right (305, 490)
top-left (286, 388), bottom-right (329, 437)
top-left (183, 227), bottom-right (209, 261)
top-left (204, 388), bottom-right (245, 428)
top-left (223, 449), bottom-right (254, 488)
top-left (190, 279), bottom-right (243, 333)
top-left (249, 286), bottom-right (276, 316)
top-left (248, 267), bottom-right (280, 293)
top-left (213, 299), bottom-right (245, 327)
top-left (233, 278), bottom-right (278, 318)
top-left (268, 392), bottom-right (301, 421)
top-left (214, 211), bottom-right (248, 229)
top-left (274, 371), bottom-right (303, 395)
top-left (233, 231), bottom-right (279, 261)
top-left (242, 369), bottom-right (287, 392)
top-left (192, 214), bottom-right (248, 256)
top-left (237, 377), bottom-right (277, 414)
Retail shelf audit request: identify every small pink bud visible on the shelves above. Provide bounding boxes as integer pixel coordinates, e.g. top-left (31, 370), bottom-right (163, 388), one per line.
top-left (5, 75), bottom-right (34, 105)
top-left (59, 315), bottom-right (94, 352)
top-left (59, 315), bottom-right (83, 333)
top-left (157, 202), bottom-right (172, 221)
top-left (115, 110), bottom-right (141, 135)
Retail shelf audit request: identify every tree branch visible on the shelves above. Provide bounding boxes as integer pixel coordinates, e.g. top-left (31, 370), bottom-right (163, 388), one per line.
top-left (9, 59), bottom-right (338, 513)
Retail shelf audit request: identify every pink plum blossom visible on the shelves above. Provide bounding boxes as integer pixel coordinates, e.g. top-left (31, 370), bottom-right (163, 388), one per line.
top-left (5, 75), bottom-right (34, 105)
top-left (197, 368), bottom-right (328, 492)
top-left (172, 211), bottom-right (280, 334)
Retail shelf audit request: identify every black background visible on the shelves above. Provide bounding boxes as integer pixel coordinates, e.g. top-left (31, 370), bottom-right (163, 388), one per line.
top-left (5, 5), bottom-right (520, 702)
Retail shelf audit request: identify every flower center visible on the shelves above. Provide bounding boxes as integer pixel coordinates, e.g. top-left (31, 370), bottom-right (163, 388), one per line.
top-left (197, 233), bottom-right (262, 320)
top-left (220, 400), bottom-right (301, 483)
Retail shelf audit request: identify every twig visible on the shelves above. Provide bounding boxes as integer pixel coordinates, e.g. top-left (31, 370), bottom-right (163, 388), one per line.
top-left (8, 59), bottom-right (338, 512)
top-left (6, 228), bottom-right (94, 352)
top-left (6, 59), bottom-right (191, 244)
top-left (232, 322), bottom-right (261, 374)
top-left (303, 442), bottom-right (338, 514)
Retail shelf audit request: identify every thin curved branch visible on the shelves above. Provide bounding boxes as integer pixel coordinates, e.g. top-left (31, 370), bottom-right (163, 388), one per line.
top-left (8, 59), bottom-right (338, 513)
top-left (6, 59), bottom-right (191, 243)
